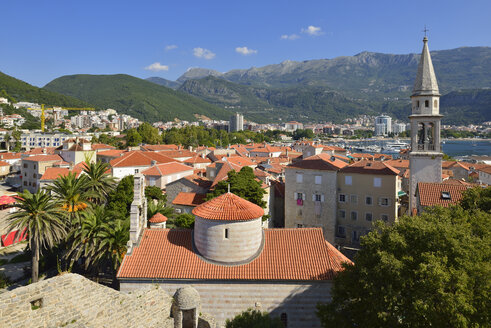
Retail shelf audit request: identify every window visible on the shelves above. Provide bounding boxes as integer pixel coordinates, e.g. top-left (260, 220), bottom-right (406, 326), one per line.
top-left (296, 173), bottom-right (303, 183)
top-left (23, 163), bottom-right (27, 168)
top-left (345, 176), bottom-right (352, 185)
top-left (441, 191), bottom-right (451, 200)
top-left (352, 230), bottom-right (359, 242)
top-left (297, 208), bottom-right (302, 216)
top-left (365, 212), bottom-right (373, 221)
top-left (315, 175), bottom-right (322, 184)
top-left (350, 194), bottom-right (358, 204)
top-left (339, 210), bottom-right (346, 219)
top-left (280, 313), bottom-right (288, 327)
top-left (337, 226), bottom-right (346, 238)
top-left (32, 173), bottom-right (36, 178)
top-left (315, 194), bottom-right (322, 202)
top-left (351, 211), bottom-right (358, 221)
top-left (381, 214), bottom-right (389, 222)
top-left (380, 197), bottom-right (390, 206)
top-left (134, 169), bottom-right (139, 174)
top-left (425, 100), bottom-right (429, 107)
top-left (224, 228), bottom-right (229, 239)
top-left (24, 181), bottom-right (27, 186)
top-left (373, 177), bottom-right (381, 187)
top-left (339, 194), bottom-right (346, 203)
top-left (366, 196), bottom-right (372, 205)
top-left (417, 100), bottom-right (420, 107)
top-left (296, 223), bottom-right (304, 228)
top-left (295, 192), bottom-right (304, 206)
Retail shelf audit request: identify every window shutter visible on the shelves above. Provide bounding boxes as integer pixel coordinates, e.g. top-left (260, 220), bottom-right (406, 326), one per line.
top-left (312, 194), bottom-right (316, 201)
top-left (294, 192), bottom-right (298, 200)
top-left (321, 194), bottom-right (325, 202)
top-left (378, 197), bottom-right (382, 205)
top-left (302, 193), bottom-right (306, 200)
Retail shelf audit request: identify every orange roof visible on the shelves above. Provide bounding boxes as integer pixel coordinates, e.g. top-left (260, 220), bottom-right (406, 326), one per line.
top-left (0, 153), bottom-right (22, 160)
top-left (288, 153), bottom-right (348, 171)
top-left (340, 160), bottom-right (400, 175)
top-left (192, 192), bottom-right (264, 221)
top-left (0, 160), bottom-right (9, 167)
top-left (110, 151), bottom-right (177, 168)
top-left (117, 228), bottom-right (352, 281)
top-left (172, 192), bottom-right (207, 207)
top-left (417, 182), bottom-right (471, 207)
top-left (211, 161), bottom-right (241, 187)
top-left (97, 149), bottom-right (126, 157)
top-left (91, 143), bottom-right (115, 151)
top-left (148, 213), bottom-right (167, 223)
top-left (158, 150), bottom-right (196, 159)
top-left (24, 147), bottom-right (57, 155)
top-left (40, 167), bottom-right (81, 180)
top-left (140, 144), bottom-right (179, 151)
top-left (323, 145), bottom-right (346, 152)
top-left (181, 174), bottom-right (213, 189)
top-left (23, 154), bottom-right (64, 162)
top-left (477, 165), bottom-right (491, 174)
top-left (384, 159), bottom-right (409, 169)
top-left (225, 156), bottom-right (255, 167)
top-left (183, 154), bottom-right (211, 164)
top-left (142, 162), bottom-right (193, 176)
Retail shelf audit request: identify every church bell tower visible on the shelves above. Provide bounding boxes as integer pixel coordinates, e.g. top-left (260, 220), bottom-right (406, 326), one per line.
top-left (409, 36), bottom-right (443, 213)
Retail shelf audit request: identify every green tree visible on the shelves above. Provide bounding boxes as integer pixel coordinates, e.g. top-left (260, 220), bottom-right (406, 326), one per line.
top-left (145, 186), bottom-right (166, 203)
top-left (172, 213), bottom-right (195, 229)
top-left (460, 186), bottom-right (491, 213)
top-left (97, 218), bottom-right (130, 271)
top-left (292, 128), bottom-right (314, 140)
top-left (106, 175), bottom-right (134, 219)
top-left (126, 128), bottom-right (142, 147)
top-left (82, 161), bottom-right (117, 204)
top-left (317, 205), bottom-right (491, 328)
top-left (225, 308), bottom-right (284, 328)
top-left (137, 122), bottom-right (161, 145)
top-left (147, 200), bottom-right (174, 220)
top-left (206, 166), bottom-right (266, 208)
top-left (47, 173), bottom-right (92, 227)
top-left (7, 190), bottom-right (67, 283)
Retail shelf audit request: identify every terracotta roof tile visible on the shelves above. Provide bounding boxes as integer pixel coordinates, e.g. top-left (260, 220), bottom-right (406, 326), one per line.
top-left (142, 162), bottom-right (193, 176)
top-left (417, 182), bottom-right (471, 207)
top-left (0, 153), bottom-right (22, 160)
top-left (23, 154), bottom-right (64, 162)
top-left (192, 192), bottom-right (264, 221)
top-left (288, 153), bottom-right (348, 171)
top-left (24, 147), bottom-right (57, 155)
top-left (97, 149), bottom-right (126, 157)
top-left (182, 174), bottom-right (213, 189)
top-left (172, 192), bottom-right (207, 207)
top-left (40, 167), bottom-right (81, 180)
top-left (183, 154), bottom-right (211, 164)
top-left (117, 228), bottom-right (352, 280)
top-left (148, 213), bottom-right (167, 223)
top-left (140, 144), bottom-right (179, 151)
top-left (384, 159), bottom-right (410, 169)
top-left (0, 160), bottom-right (9, 167)
top-left (339, 160), bottom-right (400, 175)
top-left (224, 156), bottom-right (255, 167)
top-left (91, 143), bottom-right (115, 151)
top-left (110, 151), bottom-right (177, 168)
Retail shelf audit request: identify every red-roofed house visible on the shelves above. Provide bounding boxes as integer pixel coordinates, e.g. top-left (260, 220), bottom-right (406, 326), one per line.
top-left (21, 154), bottom-right (66, 193)
top-left (249, 146), bottom-right (283, 158)
top-left (171, 192), bottom-right (207, 214)
top-left (477, 165), bottom-right (491, 185)
top-left (415, 182), bottom-right (471, 214)
top-left (166, 174), bottom-right (212, 205)
top-left (285, 153), bottom-right (349, 244)
top-left (39, 167), bottom-right (83, 189)
top-left (182, 154), bottom-right (211, 169)
top-left (0, 160), bottom-right (10, 176)
top-left (118, 182), bottom-right (351, 327)
top-left (141, 162), bottom-right (194, 189)
top-left (110, 151), bottom-right (178, 179)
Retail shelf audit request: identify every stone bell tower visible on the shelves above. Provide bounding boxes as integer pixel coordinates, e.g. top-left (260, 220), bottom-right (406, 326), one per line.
top-left (409, 36), bottom-right (443, 212)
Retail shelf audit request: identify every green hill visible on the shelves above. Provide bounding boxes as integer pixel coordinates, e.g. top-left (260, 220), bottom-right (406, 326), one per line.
top-left (44, 74), bottom-right (231, 122)
top-left (0, 71), bottom-right (92, 108)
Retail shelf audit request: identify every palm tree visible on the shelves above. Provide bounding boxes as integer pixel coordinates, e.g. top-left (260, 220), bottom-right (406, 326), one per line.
top-left (7, 190), bottom-right (67, 283)
top-left (67, 205), bottom-right (109, 270)
top-left (82, 161), bottom-right (116, 204)
top-left (46, 172), bottom-right (93, 227)
top-left (147, 200), bottom-right (174, 221)
top-left (97, 219), bottom-right (130, 271)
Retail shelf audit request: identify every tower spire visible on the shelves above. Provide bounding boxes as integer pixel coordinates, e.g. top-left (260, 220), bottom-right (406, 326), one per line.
top-left (412, 37), bottom-right (439, 97)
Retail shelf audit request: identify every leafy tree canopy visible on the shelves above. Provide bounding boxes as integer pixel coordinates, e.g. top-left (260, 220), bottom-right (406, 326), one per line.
top-left (137, 122), bottom-right (161, 145)
top-left (172, 213), bottom-right (195, 229)
top-left (317, 194), bottom-right (491, 328)
top-left (106, 175), bottom-right (134, 219)
top-left (126, 128), bottom-right (142, 147)
top-left (206, 166), bottom-right (266, 208)
top-left (225, 308), bottom-right (284, 328)
top-left (145, 186), bottom-right (166, 203)
top-left (292, 128), bottom-right (314, 140)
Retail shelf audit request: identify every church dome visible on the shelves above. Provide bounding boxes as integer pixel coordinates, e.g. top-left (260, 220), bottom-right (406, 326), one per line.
top-left (192, 192), bottom-right (264, 221)
top-left (148, 213), bottom-right (167, 223)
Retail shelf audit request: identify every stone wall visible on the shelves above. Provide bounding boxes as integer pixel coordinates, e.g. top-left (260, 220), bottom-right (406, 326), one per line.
top-left (121, 280), bottom-right (332, 328)
top-left (0, 274), bottom-right (174, 328)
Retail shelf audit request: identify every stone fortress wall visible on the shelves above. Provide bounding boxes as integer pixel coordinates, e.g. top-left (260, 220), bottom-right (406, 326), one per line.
top-left (0, 273), bottom-right (215, 328)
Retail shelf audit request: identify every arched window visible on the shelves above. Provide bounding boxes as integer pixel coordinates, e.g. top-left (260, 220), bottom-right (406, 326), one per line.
top-left (280, 313), bottom-right (288, 327)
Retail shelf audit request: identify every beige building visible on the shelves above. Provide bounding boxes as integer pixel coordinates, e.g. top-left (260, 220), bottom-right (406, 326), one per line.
top-left (336, 160), bottom-right (401, 248)
top-left (284, 154), bottom-right (348, 244)
top-left (21, 154), bottom-right (67, 193)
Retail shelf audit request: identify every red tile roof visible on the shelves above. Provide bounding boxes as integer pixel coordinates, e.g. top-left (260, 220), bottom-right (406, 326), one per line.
top-left (323, 145), bottom-right (346, 152)
top-left (140, 144), bottom-right (179, 151)
top-left (288, 153), bottom-right (348, 171)
top-left (384, 159), bottom-right (409, 169)
top-left (224, 156), bottom-right (255, 167)
top-left (117, 228), bottom-right (352, 281)
top-left (24, 147), bottom-right (57, 155)
top-left (183, 154), bottom-right (211, 164)
top-left (0, 160), bottom-right (9, 167)
top-left (110, 151), bottom-right (177, 168)
top-left (91, 143), bottom-right (115, 151)
top-left (339, 160), bottom-right (400, 175)
top-left (148, 213), bottom-right (167, 223)
top-left (0, 153), bottom-right (22, 160)
top-left (211, 161), bottom-right (241, 187)
top-left (158, 150), bottom-right (196, 159)
top-left (23, 154), bottom-right (64, 162)
top-left (181, 174), bottom-right (213, 189)
top-left (97, 149), bottom-right (126, 157)
top-left (192, 192), bottom-right (264, 221)
top-left (40, 167), bottom-right (81, 180)
top-left (172, 192), bottom-right (207, 207)
top-left (142, 162), bottom-right (193, 177)
top-left (417, 182), bottom-right (470, 207)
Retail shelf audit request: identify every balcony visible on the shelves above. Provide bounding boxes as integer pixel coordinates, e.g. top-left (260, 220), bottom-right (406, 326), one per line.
top-left (417, 143), bottom-right (436, 151)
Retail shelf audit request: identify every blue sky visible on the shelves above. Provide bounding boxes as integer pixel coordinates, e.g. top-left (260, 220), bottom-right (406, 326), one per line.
top-left (1, 0), bottom-right (490, 87)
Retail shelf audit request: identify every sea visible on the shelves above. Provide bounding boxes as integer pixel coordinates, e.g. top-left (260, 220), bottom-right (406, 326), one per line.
top-left (340, 139), bottom-right (491, 159)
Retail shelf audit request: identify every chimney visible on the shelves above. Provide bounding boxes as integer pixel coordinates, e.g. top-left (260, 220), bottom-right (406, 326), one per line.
top-left (42, 148), bottom-right (47, 154)
top-left (151, 160), bottom-right (157, 166)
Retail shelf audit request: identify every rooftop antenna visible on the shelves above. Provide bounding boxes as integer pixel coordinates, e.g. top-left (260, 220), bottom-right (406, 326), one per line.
top-left (422, 25), bottom-right (429, 38)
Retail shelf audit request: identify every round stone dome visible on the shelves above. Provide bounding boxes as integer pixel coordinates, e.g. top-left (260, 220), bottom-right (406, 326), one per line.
top-left (148, 213), bottom-right (167, 223)
top-left (173, 286), bottom-right (200, 310)
top-left (192, 192), bottom-right (264, 221)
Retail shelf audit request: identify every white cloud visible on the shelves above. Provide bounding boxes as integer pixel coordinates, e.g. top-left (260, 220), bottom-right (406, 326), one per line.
top-left (165, 45), bottom-right (177, 51)
top-left (193, 47), bottom-right (216, 60)
top-left (280, 34), bottom-right (300, 40)
top-left (302, 25), bottom-right (323, 36)
top-left (144, 62), bottom-right (169, 72)
top-left (235, 46), bottom-right (258, 55)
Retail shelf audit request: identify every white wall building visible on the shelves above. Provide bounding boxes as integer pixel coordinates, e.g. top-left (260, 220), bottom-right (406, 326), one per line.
top-left (374, 115), bottom-right (392, 136)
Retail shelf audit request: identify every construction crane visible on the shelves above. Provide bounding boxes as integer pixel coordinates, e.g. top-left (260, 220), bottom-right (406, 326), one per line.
top-left (28, 104), bottom-right (95, 132)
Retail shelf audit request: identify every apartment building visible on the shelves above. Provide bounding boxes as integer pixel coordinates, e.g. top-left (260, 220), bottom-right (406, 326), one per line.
top-left (21, 154), bottom-right (67, 193)
top-left (336, 160), bottom-right (401, 249)
top-left (284, 153), bottom-right (348, 244)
